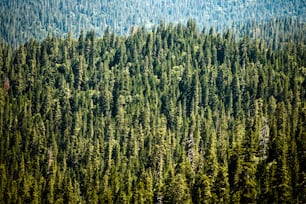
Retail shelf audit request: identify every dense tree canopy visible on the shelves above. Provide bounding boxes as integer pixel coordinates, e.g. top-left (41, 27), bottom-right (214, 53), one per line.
top-left (0, 18), bottom-right (305, 203)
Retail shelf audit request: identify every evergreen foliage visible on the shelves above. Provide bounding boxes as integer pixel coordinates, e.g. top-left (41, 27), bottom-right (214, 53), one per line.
top-left (0, 18), bottom-right (305, 203)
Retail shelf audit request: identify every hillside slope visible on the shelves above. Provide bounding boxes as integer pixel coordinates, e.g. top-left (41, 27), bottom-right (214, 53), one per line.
top-left (0, 19), bottom-right (305, 203)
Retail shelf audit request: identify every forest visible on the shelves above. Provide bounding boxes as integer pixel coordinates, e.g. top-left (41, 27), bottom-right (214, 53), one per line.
top-left (0, 17), bottom-right (306, 203)
top-left (0, 0), bottom-right (305, 48)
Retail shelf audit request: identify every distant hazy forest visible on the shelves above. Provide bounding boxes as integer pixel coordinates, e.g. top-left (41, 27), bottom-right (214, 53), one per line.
top-left (0, 0), bottom-right (305, 47)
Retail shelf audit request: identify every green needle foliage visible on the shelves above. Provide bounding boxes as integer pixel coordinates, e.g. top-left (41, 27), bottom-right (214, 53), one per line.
top-left (0, 18), bottom-right (305, 203)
